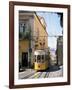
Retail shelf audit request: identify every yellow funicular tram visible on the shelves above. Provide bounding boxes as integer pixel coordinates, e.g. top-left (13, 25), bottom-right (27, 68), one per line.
top-left (34, 50), bottom-right (48, 70)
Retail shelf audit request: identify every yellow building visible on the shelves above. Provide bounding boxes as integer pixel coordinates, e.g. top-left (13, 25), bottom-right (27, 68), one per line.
top-left (34, 13), bottom-right (48, 50)
top-left (19, 11), bottom-right (48, 69)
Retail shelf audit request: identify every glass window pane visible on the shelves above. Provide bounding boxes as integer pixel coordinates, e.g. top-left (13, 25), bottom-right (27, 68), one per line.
top-left (42, 55), bottom-right (44, 63)
top-left (35, 55), bottom-right (36, 62)
top-left (37, 55), bottom-right (41, 62)
top-left (42, 55), bottom-right (44, 60)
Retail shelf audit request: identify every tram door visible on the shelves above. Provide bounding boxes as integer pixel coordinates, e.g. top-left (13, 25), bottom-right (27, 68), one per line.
top-left (22, 52), bottom-right (28, 67)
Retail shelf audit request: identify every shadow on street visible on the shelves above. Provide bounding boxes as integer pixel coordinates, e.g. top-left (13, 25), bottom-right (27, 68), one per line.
top-left (47, 65), bottom-right (60, 72)
top-left (37, 65), bottom-right (61, 72)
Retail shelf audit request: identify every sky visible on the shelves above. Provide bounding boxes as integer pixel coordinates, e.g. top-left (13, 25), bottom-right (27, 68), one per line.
top-left (37, 12), bottom-right (63, 50)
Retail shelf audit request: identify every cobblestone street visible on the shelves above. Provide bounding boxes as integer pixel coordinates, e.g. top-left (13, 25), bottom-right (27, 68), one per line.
top-left (19, 65), bottom-right (63, 79)
top-left (48, 66), bottom-right (63, 78)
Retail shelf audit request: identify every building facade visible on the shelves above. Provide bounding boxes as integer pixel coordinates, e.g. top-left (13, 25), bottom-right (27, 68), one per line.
top-left (56, 36), bottom-right (63, 66)
top-left (19, 11), bottom-right (48, 70)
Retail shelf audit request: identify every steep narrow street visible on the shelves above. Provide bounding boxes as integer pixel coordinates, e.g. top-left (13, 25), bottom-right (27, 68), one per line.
top-left (19, 65), bottom-right (63, 79)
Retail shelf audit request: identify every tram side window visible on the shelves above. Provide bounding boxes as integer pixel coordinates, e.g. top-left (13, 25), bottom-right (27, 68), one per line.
top-left (42, 55), bottom-right (44, 63)
top-left (35, 55), bottom-right (36, 62)
top-left (37, 55), bottom-right (41, 63)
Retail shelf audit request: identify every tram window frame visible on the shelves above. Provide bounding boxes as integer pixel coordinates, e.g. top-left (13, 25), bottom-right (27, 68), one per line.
top-left (37, 55), bottom-right (41, 63)
top-left (41, 55), bottom-right (45, 63)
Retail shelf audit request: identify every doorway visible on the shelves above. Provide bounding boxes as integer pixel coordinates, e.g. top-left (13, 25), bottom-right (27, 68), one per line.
top-left (22, 52), bottom-right (28, 67)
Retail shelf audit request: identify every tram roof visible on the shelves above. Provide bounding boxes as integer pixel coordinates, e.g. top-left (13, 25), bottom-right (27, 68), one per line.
top-left (34, 50), bottom-right (45, 55)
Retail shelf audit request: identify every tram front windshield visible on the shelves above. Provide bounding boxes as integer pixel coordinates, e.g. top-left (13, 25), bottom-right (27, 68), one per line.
top-left (35, 55), bottom-right (45, 63)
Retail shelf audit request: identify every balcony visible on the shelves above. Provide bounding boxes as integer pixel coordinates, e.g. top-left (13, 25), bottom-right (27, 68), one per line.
top-left (19, 31), bottom-right (31, 40)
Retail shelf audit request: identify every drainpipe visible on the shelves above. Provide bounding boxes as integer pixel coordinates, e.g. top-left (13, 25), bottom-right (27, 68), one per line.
top-left (28, 26), bottom-right (32, 68)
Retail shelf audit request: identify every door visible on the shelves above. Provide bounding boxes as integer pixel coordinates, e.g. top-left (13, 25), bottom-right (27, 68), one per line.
top-left (22, 52), bottom-right (28, 67)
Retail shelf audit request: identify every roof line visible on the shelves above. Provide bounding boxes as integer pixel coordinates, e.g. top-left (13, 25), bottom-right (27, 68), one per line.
top-left (34, 12), bottom-right (48, 35)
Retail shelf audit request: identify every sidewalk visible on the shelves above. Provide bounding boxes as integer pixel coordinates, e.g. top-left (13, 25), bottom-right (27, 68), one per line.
top-left (19, 68), bottom-right (36, 79)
